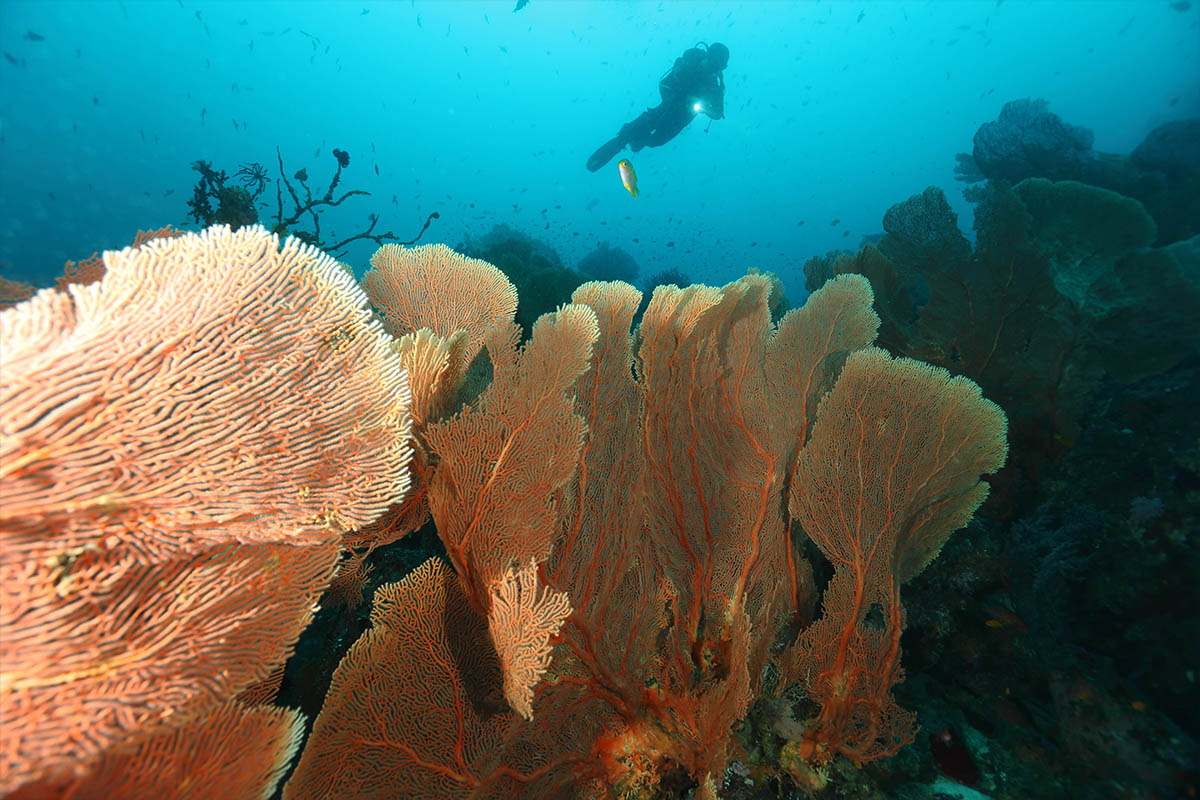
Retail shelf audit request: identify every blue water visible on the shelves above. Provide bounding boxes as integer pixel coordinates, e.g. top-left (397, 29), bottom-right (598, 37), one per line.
top-left (0, 0), bottom-right (1194, 294)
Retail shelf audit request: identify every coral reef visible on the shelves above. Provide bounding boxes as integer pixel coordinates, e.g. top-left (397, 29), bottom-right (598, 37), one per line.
top-left (958, 99), bottom-right (1200, 244)
top-left (282, 264), bottom-right (1005, 798)
top-left (805, 179), bottom-right (1199, 512)
top-left (807, 115), bottom-right (1200, 795)
top-left (458, 224), bottom-right (587, 337)
top-left (964, 98), bottom-right (1096, 184)
top-left (578, 240), bottom-right (640, 284)
top-left (5, 93), bottom-right (1197, 796)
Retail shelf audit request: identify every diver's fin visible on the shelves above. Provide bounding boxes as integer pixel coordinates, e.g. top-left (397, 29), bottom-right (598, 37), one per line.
top-left (587, 136), bottom-right (624, 173)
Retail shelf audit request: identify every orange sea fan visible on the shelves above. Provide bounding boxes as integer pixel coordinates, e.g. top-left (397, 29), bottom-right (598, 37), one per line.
top-left (54, 251), bottom-right (105, 291)
top-left (0, 224), bottom-right (414, 792)
top-left (341, 328), bottom-right (470, 553)
top-left (325, 547), bottom-right (375, 609)
top-left (488, 558), bottom-right (572, 721)
top-left (0, 275), bottom-right (35, 309)
top-left (362, 242), bottom-right (518, 363)
top-left (0, 224), bottom-right (414, 563)
top-left (282, 557), bottom-right (517, 800)
top-left (237, 662), bottom-right (288, 707)
top-left (392, 327), bottom-right (471, 429)
top-left (7, 702), bottom-right (305, 800)
top-left (56, 225), bottom-right (184, 291)
top-left (130, 224), bottom-right (184, 248)
top-left (0, 539), bottom-right (340, 793)
top-left (426, 304), bottom-right (599, 603)
top-left (788, 347), bottom-right (1008, 762)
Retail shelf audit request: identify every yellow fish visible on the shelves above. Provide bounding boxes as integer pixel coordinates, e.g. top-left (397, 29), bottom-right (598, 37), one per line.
top-left (618, 158), bottom-right (638, 198)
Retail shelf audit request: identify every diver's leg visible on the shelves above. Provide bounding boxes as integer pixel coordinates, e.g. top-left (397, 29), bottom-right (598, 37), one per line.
top-left (623, 107), bottom-right (661, 152)
top-left (587, 108), bottom-right (659, 171)
top-left (643, 110), bottom-right (691, 148)
top-left (587, 135), bottom-right (625, 172)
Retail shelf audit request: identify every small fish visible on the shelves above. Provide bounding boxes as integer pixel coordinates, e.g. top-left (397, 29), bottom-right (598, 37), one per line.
top-left (618, 158), bottom-right (638, 198)
top-left (514, 0), bottom-right (530, 11)
top-left (25, 30), bottom-right (45, 42)
top-left (3, 52), bottom-right (19, 66)
top-left (984, 607), bottom-right (1027, 632)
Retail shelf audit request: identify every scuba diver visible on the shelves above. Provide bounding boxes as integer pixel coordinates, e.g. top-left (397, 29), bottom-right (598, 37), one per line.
top-left (586, 42), bottom-right (729, 173)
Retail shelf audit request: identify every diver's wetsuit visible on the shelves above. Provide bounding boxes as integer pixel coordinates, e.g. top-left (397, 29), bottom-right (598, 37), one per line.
top-left (587, 44), bottom-right (727, 173)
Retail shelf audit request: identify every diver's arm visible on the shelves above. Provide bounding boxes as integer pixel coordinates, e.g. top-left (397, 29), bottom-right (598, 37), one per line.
top-left (696, 77), bottom-right (724, 119)
top-left (710, 82), bottom-right (725, 119)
